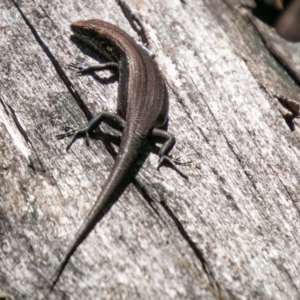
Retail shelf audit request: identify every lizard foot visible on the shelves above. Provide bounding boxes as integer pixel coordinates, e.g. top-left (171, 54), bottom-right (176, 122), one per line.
top-left (157, 155), bottom-right (190, 179)
top-left (56, 125), bottom-right (90, 151)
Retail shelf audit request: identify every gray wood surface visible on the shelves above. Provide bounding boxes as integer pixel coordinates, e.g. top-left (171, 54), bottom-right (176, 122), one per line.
top-left (1, 0), bottom-right (300, 299)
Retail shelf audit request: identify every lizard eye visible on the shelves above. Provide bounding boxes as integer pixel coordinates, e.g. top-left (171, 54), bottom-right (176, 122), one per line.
top-left (83, 28), bottom-right (90, 36)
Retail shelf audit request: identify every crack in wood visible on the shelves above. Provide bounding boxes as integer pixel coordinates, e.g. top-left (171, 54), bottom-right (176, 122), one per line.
top-left (116, 0), bottom-right (150, 46)
top-left (11, 0), bottom-right (93, 122)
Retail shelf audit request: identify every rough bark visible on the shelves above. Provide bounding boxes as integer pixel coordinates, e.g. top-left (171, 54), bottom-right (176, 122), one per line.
top-left (1, 0), bottom-right (300, 299)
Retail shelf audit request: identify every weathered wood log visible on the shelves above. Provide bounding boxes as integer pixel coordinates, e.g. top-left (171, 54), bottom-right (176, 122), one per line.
top-left (1, 0), bottom-right (300, 299)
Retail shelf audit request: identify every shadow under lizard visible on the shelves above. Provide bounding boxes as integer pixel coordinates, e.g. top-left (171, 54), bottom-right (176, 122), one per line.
top-left (51, 19), bottom-right (186, 288)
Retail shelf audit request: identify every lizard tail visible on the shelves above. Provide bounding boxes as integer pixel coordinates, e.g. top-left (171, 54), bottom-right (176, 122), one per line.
top-left (50, 134), bottom-right (144, 290)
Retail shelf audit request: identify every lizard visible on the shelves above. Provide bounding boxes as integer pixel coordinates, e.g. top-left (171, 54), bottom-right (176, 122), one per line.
top-left (51, 19), bottom-right (186, 288)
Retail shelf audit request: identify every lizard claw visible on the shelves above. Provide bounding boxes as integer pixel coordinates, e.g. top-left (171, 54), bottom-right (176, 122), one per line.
top-left (157, 155), bottom-right (190, 179)
top-left (56, 126), bottom-right (88, 151)
top-left (68, 63), bottom-right (91, 76)
top-left (56, 126), bottom-right (79, 140)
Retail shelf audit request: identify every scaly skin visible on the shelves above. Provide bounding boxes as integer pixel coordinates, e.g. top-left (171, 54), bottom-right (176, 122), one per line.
top-left (51, 19), bottom-right (183, 288)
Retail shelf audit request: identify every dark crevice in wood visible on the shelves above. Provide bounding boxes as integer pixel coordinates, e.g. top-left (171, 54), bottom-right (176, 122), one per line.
top-left (7, 102), bottom-right (32, 147)
top-left (11, 0), bottom-right (93, 122)
top-left (159, 200), bottom-right (225, 300)
top-left (0, 96), bottom-right (10, 116)
top-left (283, 115), bottom-right (295, 132)
top-left (115, 0), bottom-right (150, 46)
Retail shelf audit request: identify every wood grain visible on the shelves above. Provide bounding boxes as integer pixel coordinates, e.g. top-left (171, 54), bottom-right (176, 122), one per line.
top-left (1, 0), bottom-right (300, 299)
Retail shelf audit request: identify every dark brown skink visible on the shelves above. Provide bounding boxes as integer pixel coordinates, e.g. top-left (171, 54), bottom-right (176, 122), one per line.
top-left (52, 19), bottom-right (185, 287)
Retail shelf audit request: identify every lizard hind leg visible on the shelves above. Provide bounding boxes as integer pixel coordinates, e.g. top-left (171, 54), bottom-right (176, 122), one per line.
top-left (151, 128), bottom-right (190, 179)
